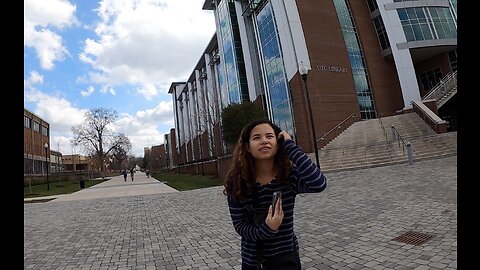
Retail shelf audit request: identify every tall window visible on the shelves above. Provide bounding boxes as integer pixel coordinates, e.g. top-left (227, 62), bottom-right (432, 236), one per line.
top-left (41, 125), bottom-right (48, 136)
top-left (419, 68), bottom-right (443, 97)
top-left (24, 115), bottom-right (31, 128)
top-left (334, 0), bottom-right (376, 119)
top-left (218, 0), bottom-right (240, 103)
top-left (217, 0), bottom-right (249, 104)
top-left (253, 2), bottom-right (294, 134)
top-left (33, 121), bottom-right (40, 132)
top-left (448, 49), bottom-right (457, 72)
top-left (373, 15), bottom-right (390, 50)
top-left (366, 0), bottom-right (378, 12)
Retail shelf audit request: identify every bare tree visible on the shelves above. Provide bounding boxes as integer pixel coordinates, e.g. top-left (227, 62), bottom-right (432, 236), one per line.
top-left (71, 108), bottom-right (131, 178)
top-left (197, 102), bottom-right (219, 158)
top-left (111, 144), bottom-right (131, 170)
top-left (194, 78), bottom-right (223, 160)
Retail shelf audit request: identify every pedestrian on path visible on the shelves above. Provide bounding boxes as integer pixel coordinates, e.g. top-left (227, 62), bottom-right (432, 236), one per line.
top-left (223, 118), bottom-right (327, 270)
top-left (130, 168), bottom-right (134, 181)
top-left (122, 170), bottom-right (128, 181)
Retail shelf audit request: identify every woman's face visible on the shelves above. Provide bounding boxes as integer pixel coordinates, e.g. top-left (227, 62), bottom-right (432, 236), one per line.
top-left (246, 123), bottom-right (278, 161)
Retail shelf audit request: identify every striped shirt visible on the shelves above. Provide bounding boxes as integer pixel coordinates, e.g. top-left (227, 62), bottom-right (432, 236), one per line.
top-left (227, 139), bottom-right (327, 269)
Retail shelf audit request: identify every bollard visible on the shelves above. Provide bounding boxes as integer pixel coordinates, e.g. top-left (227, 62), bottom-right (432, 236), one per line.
top-left (391, 125), bottom-right (396, 142)
top-left (407, 142), bottom-right (413, 165)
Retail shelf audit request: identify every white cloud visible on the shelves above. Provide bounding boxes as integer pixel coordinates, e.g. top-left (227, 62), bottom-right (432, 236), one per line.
top-left (24, 0), bottom-right (213, 157)
top-left (135, 101), bottom-right (173, 126)
top-left (24, 0), bottom-right (79, 70)
top-left (24, 88), bottom-right (87, 134)
top-left (24, 70), bottom-right (44, 88)
top-left (136, 84), bottom-right (158, 100)
top-left (25, 86), bottom-right (173, 157)
top-left (80, 86), bottom-right (95, 96)
top-left (79, 0), bottom-right (215, 99)
top-left (100, 85), bottom-right (116, 95)
top-left (114, 101), bottom-right (174, 156)
top-left (24, 0), bottom-right (79, 28)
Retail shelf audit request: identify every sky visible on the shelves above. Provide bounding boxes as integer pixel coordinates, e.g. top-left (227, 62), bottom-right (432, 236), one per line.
top-left (24, 0), bottom-right (216, 157)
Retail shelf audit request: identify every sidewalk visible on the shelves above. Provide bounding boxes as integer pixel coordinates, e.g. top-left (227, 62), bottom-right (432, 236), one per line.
top-left (24, 172), bottom-right (178, 203)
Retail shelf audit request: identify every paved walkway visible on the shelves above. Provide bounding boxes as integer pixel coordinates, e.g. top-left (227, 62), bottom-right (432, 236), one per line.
top-left (53, 172), bottom-right (178, 202)
top-left (24, 156), bottom-right (457, 269)
top-left (24, 173), bottom-right (178, 203)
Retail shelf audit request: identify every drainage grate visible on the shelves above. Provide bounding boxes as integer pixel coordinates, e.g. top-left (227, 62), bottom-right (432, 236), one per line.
top-left (392, 231), bottom-right (434, 245)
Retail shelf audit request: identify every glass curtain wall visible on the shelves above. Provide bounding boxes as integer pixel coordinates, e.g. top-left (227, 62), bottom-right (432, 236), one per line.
top-left (217, 0), bottom-right (249, 104)
top-left (333, 0), bottom-right (377, 119)
top-left (397, 6), bottom-right (457, 42)
top-left (251, 1), bottom-right (294, 134)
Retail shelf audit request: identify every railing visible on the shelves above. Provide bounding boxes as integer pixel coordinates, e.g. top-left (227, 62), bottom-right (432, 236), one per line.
top-left (411, 100), bottom-right (448, 134)
top-left (316, 113), bottom-right (358, 149)
top-left (423, 70), bottom-right (457, 105)
top-left (377, 113), bottom-right (388, 142)
top-left (390, 125), bottom-right (415, 165)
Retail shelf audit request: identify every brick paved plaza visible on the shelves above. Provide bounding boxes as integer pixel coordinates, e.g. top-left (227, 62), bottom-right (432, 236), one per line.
top-left (24, 156), bottom-right (457, 269)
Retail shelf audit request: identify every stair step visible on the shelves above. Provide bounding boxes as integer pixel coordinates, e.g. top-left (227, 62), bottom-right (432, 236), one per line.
top-left (314, 113), bottom-right (457, 173)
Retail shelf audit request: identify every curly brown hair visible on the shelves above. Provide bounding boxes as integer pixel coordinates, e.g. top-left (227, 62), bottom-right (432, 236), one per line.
top-left (223, 118), bottom-right (292, 201)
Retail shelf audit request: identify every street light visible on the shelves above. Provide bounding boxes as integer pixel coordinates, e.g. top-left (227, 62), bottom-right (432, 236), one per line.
top-left (44, 142), bottom-right (50, 190)
top-left (299, 62), bottom-right (320, 168)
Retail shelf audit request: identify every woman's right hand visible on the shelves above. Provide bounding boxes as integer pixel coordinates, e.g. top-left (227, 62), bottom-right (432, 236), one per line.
top-left (265, 198), bottom-right (284, 231)
top-left (277, 131), bottom-right (292, 141)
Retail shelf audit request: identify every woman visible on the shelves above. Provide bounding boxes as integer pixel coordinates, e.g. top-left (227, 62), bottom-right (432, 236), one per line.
top-left (224, 119), bottom-right (327, 269)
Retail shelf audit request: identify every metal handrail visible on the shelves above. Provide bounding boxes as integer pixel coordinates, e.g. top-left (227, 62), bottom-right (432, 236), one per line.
top-left (392, 126), bottom-right (407, 152)
top-left (316, 113), bottom-right (358, 144)
top-left (378, 113), bottom-right (387, 142)
top-left (390, 125), bottom-right (415, 165)
top-left (423, 70), bottom-right (457, 101)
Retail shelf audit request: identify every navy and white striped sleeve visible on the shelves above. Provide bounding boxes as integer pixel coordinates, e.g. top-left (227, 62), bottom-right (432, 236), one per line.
top-left (283, 139), bottom-right (327, 193)
top-left (227, 197), bottom-right (277, 241)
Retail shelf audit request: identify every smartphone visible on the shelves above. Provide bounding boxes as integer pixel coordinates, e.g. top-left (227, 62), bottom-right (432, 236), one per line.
top-left (271, 191), bottom-right (282, 215)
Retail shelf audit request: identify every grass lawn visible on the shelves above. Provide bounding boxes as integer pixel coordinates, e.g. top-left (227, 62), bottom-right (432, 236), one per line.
top-left (24, 178), bottom-right (110, 198)
top-left (152, 172), bottom-right (223, 191)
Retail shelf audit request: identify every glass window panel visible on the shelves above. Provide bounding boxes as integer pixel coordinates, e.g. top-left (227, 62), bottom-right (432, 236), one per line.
top-left (421, 24), bottom-right (432, 40)
top-left (398, 9), bottom-right (408, 21)
top-left (412, 24), bottom-right (424, 40)
top-left (403, 25), bottom-right (415, 41)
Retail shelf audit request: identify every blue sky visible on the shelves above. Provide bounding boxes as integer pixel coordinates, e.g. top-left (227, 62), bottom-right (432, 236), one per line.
top-left (24, 0), bottom-right (216, 157)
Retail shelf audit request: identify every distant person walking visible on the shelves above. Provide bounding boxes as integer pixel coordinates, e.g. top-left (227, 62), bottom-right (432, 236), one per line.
top-left (146, 169), bottom-right (150, 178)
top-left (122, 170), bottom-right (128, 181)
top-left (130, 168), bottom-right (134, 181)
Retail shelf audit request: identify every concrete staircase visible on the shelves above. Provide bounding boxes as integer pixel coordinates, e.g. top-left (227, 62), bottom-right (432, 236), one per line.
top-left (308, 112), bottom-right (457, 172)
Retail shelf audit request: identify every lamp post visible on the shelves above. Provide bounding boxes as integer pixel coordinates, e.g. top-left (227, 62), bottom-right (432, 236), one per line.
top-left (299, 62), bottom-right (320, 168)
top-left (44, 142), bottom-right (50, 190)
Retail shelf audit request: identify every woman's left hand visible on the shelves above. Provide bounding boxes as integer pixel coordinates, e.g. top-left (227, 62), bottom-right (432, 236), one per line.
top-left (265, 198), bottom-right (284, 231)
